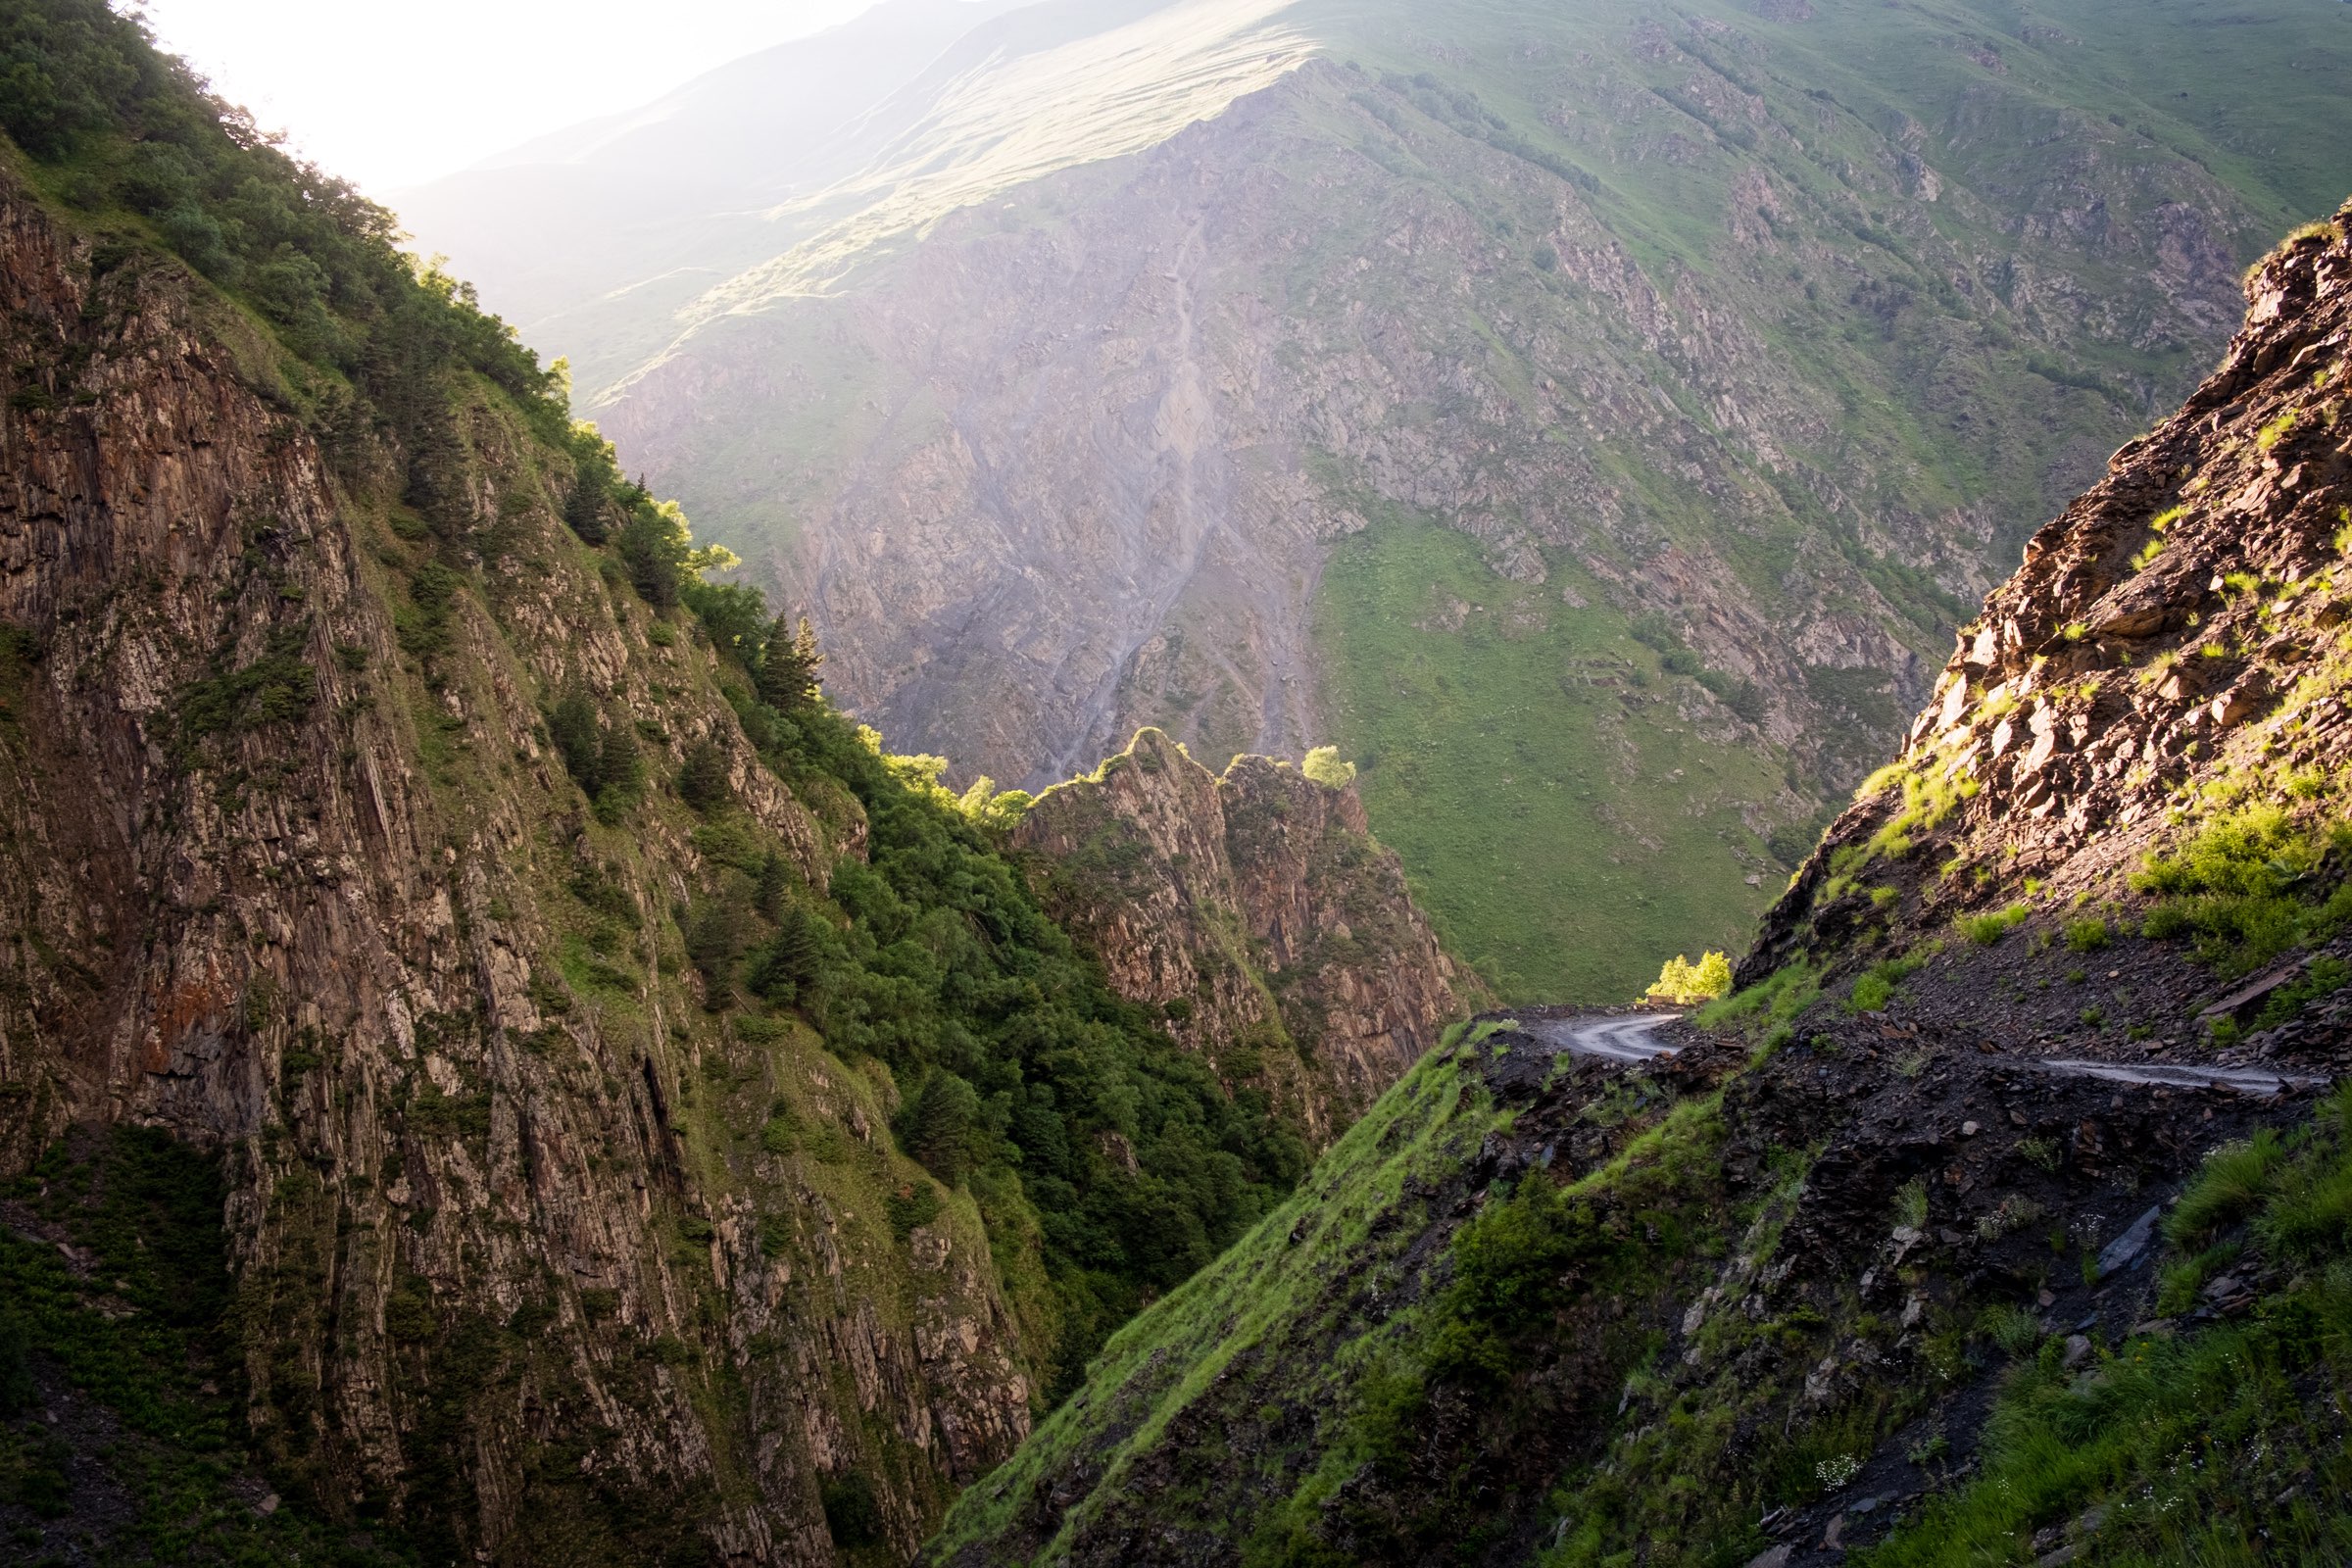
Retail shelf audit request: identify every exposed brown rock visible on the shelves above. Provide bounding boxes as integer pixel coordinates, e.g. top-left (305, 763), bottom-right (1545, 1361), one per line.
top-left (0, 168), bottom-right (1023, 1563)
top-left (1011, 728), bottom-right (1472, 1143)
top-left (1745, 199), bottom-right (2352, 985)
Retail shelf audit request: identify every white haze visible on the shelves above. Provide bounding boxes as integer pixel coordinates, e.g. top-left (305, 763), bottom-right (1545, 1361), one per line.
top-left (132, 0), bottom-right (887, 193)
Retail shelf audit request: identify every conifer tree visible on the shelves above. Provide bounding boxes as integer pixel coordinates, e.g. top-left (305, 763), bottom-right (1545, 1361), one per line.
top-left (547, 689), bottom-right (603, 794)
top-left (757, 614), bottom-right (824, 710)
top-left (598, 722), bottom-right (642, 802)
top-left (678, 739), bottom-right (729, 811)
top-left (905, 1072), bottom-right (979, 1185)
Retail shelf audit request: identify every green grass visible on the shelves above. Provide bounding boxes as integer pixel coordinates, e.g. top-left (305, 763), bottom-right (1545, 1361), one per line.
top-left (1846, 948), bottom-right (1934, 1013)
top-left (2064, 916), bottom-right (2112, 954)
top-left (2134, 798), bottom-right (2352, 975)
top-left (1315, 519), bottom-right (1787, 1002)
top-left (925, 1041), bottom-right (1493, 1561)
top-left (1861, 1087), bottom-right (2352, 1568)
top-left (1695, 960), bottom-right (1822, 1054)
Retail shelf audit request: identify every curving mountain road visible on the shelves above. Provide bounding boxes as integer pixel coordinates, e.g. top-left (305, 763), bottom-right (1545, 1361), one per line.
top-left (1522, 1011), bottom-right (2325, 1097)
top-left (2033, 1056), bottom-right (2327, 1095)
top-left (1525, 1012), bottom-right (1684, 1062)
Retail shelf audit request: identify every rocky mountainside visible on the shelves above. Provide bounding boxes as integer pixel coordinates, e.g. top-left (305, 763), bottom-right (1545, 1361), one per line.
top-left (0, 9), bottom-right (1465, 1562)
top-left (924, 205), bottom-right (2352, 1568)
top-left (1748, 202), bottom-right (2352, 1006)
top-left (1010, 728), bottom-right (1470, 1145)
top-left (410, 0), bottom-right (2352, 999)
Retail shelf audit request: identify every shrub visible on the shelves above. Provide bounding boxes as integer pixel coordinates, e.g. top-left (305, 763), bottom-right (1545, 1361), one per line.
top-left (2253, 954), bottom-right (2350, 1030)
top-left (1648, 951), bottom-right (1733, 1004)
top-left (1301, 745), bottom-right (1357, 788)
top-left (2132, 802), bottom-right (2352, 973)
top-left (820, 1474), bottom-right (883, 1548)
top-left (885, 1183), bottom-right (944, 1240)
top-left (1957, 903), bottom-right (2032, 946)
top-left (2063, 916), bottom-right (2110, 953)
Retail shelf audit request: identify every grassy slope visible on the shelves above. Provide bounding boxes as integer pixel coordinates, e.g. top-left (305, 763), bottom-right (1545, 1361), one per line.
top-left (1292, 0), bottom-right (2352, 1002)
top-left (1316, 522), bottom-right (1788, 1002)
top-left (922, 1035), bottom-right (1497, 1561)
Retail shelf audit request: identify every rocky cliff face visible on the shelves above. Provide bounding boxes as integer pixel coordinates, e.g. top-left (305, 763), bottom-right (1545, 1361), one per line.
top-left (0, 162), bottom-right (1031, 1564)
top-left (1010, 729), bottom-right (1469, 1144)
top-left (924, 206), bottom-right (2352, 1568)
top-left (1749, 197), bottom-right (2352, 1002)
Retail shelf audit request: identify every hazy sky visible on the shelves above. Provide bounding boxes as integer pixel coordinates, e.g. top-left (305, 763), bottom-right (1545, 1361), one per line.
top-left (135, 0), bottom-right (881, 193)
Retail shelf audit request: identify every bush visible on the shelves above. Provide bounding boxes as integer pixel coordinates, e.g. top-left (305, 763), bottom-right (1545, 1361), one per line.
top-left (1957, 903), bottom-right (2032, 946)
top-left (2063, 916), bottom-right (2110, 953)
top-left (885, 1183), bottom-right (943, 1240)
top-left (1647, 951), bottom-right (1732, 1004)
top-left (2132, 802), bottom-right (2352, 973)
top-left (820, 1474), bottom-right (883, 1548)
top-left (1301, 745), bottom-right (1357, 788)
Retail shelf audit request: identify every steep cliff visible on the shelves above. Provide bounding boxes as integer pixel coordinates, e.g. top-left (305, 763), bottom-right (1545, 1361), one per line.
top-left (0, 9), bottom-right (1437, 1561)
top-left (0, 148), bottom-right (1029, 1563)
top-left (1010, 728), bottom-right (1470, 1145)
top-left (924, 205), bottom-right (2352, 1568)
top-left (1747, 199), bottom-right (2352, 1018)
top-left (448, 0), bottom-right (2352, 1000)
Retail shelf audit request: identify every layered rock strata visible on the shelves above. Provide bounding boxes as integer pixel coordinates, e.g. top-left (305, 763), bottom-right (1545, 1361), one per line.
top-left (1011, 728), bottom-right (1469, 1142)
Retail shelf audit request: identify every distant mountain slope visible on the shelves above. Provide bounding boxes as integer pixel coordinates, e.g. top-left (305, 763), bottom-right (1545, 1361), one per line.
top-left (404, 0), bottom-right (2352, 1000)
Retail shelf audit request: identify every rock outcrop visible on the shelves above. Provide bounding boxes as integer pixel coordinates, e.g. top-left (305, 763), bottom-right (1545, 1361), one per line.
top-left (1748, 198), bottom-right (2352, 990)
top-left (1010, 729), bottom-right (1470, 1143)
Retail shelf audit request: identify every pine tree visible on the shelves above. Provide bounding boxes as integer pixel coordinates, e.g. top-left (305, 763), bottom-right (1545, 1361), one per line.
top-left (598, 722), bottom-right (642, 802)
top-left (905, 1072), bottom-right (979, 1185)
top-left (547, 689), bottom-right (603, 795)
top-left (754, 853), bottom-right (790, 921)
top-left (757, 614), bottom-right (824, 710)
top-left (678, 739), bottom-right (729, 811)
top-left (748, 902), bottom-right (823, 1004)
top-left (685, 897), bottom-right (748, 1009)
top-left (563, 471), bottom-right (608, 544)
